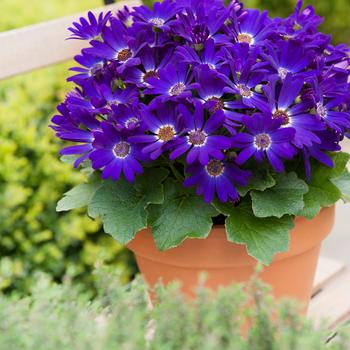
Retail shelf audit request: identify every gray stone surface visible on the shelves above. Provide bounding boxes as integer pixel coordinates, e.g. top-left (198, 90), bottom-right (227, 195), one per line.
top-left (321, 140), bottom-right (350, 267)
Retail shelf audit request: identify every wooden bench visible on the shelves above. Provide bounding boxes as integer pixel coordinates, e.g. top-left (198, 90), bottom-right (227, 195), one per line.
top-left (1, 0), bottom-right (349, 332)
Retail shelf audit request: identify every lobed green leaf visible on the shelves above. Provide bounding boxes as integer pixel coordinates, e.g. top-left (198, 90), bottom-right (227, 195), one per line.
top-left (148, 179), bottom-right (218, 250)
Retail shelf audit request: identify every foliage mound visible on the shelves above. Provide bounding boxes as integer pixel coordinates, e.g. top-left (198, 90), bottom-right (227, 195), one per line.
top-left (0, 269), bottom-right (349, 350)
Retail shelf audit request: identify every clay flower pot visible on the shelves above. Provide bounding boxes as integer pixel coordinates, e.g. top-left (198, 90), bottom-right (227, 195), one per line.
top-left (128, 206), bottom-right (335, 310)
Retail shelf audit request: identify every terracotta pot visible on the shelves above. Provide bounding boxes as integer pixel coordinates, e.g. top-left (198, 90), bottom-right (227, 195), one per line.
top-left (128, 206), bottom-right (335, 310)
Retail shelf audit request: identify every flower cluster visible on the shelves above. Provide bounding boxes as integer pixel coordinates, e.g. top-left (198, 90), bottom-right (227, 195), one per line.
top-left (52, 0), bottom-right (350, 203)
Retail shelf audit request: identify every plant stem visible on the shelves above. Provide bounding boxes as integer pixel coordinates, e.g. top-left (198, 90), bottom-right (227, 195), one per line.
top-left (169, 161), bottom-right (184, 182)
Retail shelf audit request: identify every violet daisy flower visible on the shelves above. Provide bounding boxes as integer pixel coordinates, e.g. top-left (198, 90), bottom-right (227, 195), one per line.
top-left (283, 0), bottom-right (323, 36)
top-left (51, 104), bottom-right (100, 167)
top-left (312, 83), bottom-right (350, 133)
top-left (84, 18), bottom-right (143, 74)
top-left (175, 39), bottom-right (223, 71)
top-left (184, 159), bottom-right (251, 203)
top-left (303, 130), bottom-right (341, 181)
top-left (132, 0), bottom-right (177, 31)
top-left (221, 58), bottom-right (267, 111)
top-left (262, 40), bottom-right (316, 80)
top-left (145, 64), bottom-right (199, 103)
top-left (169, 102), bottom-right (231, 165)
top-left (229, 9), bottom-right (275, 46)
top-left (261, 74), bottom-right (325, 148)
top-left (98, 84), bottom-right (138, 108)
top-left (173, 4), bottom-right (230, 46)
top-left (123, 46), bottom-right (173, 87)
top-left (68, 53), bottom-right (105, 84)
top-left (68, 11), bottom-right (111, 41)
top-left (90, 122), bottom-right (145, 182)
top-left (196, 67), bottom-right (243, 133)
top-left (117, 6), bottom-right (133, 27)
top-left (232, 113), bottom-right (296, 173)
top-left (110, 104), bottom-right (143, 133)
top-left (128, 104), bottom-right (182, 160)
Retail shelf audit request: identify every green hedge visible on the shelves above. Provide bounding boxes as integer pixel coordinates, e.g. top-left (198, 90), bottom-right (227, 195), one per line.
top-left (1, 0), bottom-right (349, 294)
top-left (0, 65), bottom-right (136, 293)
top-left (1, 271), bottom-right (349, 350)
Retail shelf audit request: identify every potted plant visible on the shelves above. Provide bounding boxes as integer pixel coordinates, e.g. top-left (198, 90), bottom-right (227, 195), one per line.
top-left (52, 0), bottom-right (350, 309)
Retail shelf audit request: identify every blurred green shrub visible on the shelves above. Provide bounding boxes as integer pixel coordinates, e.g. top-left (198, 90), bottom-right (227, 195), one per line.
top-left (0, 271), bottom-right (349, 350)
top-left (0, 65), bottom-right (136, 293)
top-left (243, 0), bottom-right (350, 45)
top-left (0, 0), bottom-right (137, 294)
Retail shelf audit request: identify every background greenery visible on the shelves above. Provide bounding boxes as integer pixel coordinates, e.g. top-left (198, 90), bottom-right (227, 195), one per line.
top-left (1, 269), bottom-right (349, 350)
top-left (0, 0), bottom-right (349, 294)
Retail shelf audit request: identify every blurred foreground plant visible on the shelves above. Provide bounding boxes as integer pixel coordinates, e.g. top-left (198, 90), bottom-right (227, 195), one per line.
top-left (0, 268), bottom-right (349, 350)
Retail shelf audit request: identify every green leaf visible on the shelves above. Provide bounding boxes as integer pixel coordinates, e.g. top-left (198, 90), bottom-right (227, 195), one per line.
top-left (332, 172), bottom-right (350, 202)
top-left (237, 171), bottom-right (276, 197)
top-left (250, 172), bottom-right (308, 218)
top-left (215, 200), bottom-right (294, 265)
top-left (298, 152), bottom-right (349, 219)
top-left (56, 175), bottom-right (101, 212)
top-left (147, 180), bottom-right (218, 250)
top-left (88, 168), bottom-right (168, 244)
top-left (134, 167), bottom-right (169, 205)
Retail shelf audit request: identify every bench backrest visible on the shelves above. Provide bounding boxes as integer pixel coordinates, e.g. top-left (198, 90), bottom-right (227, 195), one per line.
top-left (0, 0), bottom-right (140, 81)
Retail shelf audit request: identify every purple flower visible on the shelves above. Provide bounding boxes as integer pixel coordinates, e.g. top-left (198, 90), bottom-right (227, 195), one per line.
top-left (68, 11), bottom-right (111, 41)
top-left (51, 104), bottom-right (100, 167)
top-left (110, 104), bottom-right (143, 133)
top-left (312, 83), bottom-right (350, 133)
top-left (221, 52), bottom-right (268, 111)
top-left (175, 39), bottom-right (223, 71)
top-left (98, 84), bottom-right (138, 108)
top-left (229, 9), bottom-right (275, 46)
top-left (84, 18), bottom-right (143, 73)
top-left (68, 53), bottom-right (105, 84)
top-left (262, 40), bottom-right (316, 80)
top-left (117, 6), bottom-right (133, 27)
top-left (145, 64), bottom-right (199, 103)
top-left (261, 74), bottom-right (325, 148)
top-left (282, 0), bottom-right (323, 36)
top-left (90, 122), bottom-right (145, 182)
top-left (173, 4), bottom-right (230, 45)
top-left (132, 0), bottom-right (177, 31)
top-left (184, 159), bottom-right (251, 203)
top-left (232, 113), bottom-right (296, 172)
top-left (303, 130), bottom-right (341, 181)
top-left (129, 104), bottom-right (182, 160)
top-left (196, 67), bottom-right (243, 133)
top-left (169, 102), bottom-right (231, 165)
top-left (123, 46), bottom-right (173, 87)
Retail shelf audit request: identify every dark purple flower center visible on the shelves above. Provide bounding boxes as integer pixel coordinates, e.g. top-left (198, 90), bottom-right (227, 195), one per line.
top-left (254, 133), bottom-right (272, 150)
top-left (169, 82), bottom-right (186, 96)
top-left (143, 70), bottom-right (159, 82)
top-left (273, 109), bottom-right (290, 125)
top-left (117, 48), bottom-right (132, 62)
top-left (208, 97), bottom-right (224, 112)
top-left (237, 84), bottom-right (253, 98)
top-left (237, 33), bottom-right (253, 44)
top-left (205, 160), bottom-right (224, 177)
top-left (316, 103), bottom-right (327, 118)
top-left (113, 141), bottom-right (131, 158)
top-left (158, 125), bottom-right (176, 141)
top-left (188, 130), bottom-right (207, 146)
top-left (149, 17), bottom-right (165, 26)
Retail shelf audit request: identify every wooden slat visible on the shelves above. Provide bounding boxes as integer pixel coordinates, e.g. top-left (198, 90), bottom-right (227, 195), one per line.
top-left (308, 269), bottom-right (350, 329)
top-left (0, 0), bottom-right (141, 80)
top-left (312, 257), bottom-right (346, 295)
